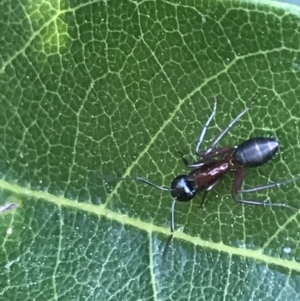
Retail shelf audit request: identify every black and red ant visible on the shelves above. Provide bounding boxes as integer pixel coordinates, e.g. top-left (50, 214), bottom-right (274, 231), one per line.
top-left (133, 95), bottom-right (298, 235)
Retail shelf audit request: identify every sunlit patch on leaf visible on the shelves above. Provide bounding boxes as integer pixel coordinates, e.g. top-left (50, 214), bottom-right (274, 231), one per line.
top-left (25, 0), bottom-right (70, 54)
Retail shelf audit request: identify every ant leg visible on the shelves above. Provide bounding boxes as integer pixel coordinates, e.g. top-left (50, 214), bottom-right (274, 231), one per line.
top-left (198, 176), bottom-right (225, 207)
top-left (232, 169), bottom-right (297, 211)
top-left (178, 149), bottom-right (221, 169)
top-left (135, 177), bottom-right (170, 191)
top-left (199, 191), bottom-right (209, 208)
top-left (187, 159), bottom-right (215, 169)
top-left (205, 106), bottom-right (251, 155)
top-left (177, 150), bottom-right (189, 166)
top-left (195, 146), bottom-right (233, 159)
top-left (195, 96), bottom-right (217, 153)
top-left (189, 147), bottom-right (233, 169)
top-left (204, 93), bottom-right (258, 155)
top-left (239, 175), bottom-right (300, 193)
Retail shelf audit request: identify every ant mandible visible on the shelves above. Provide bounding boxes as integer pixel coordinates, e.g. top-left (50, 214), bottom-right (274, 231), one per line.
top-left (134, 95), bottom-right (298, 234)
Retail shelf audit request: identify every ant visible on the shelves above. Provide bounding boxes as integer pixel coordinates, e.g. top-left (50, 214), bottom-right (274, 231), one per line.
top-left (133, 95), bottom-right (298, 236)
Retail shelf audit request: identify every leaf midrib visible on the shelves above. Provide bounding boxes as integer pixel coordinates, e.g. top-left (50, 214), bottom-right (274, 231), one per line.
top-left (1, 179), bottom-right (299, 271)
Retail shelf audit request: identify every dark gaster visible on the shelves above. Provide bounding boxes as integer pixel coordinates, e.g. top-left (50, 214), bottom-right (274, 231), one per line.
top-left (234, 137), bottom-right (279, 167)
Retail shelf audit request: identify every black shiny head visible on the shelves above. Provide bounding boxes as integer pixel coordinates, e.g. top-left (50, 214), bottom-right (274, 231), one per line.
top-left (170, 175), bottom-right (197, 202)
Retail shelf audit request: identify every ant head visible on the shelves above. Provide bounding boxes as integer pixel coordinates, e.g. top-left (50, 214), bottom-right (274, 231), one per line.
top-left (170, 175), bottom-right (197, 202)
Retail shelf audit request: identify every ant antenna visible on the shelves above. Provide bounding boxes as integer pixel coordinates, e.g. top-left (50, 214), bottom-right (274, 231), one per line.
top-left (163, 234), bottom-right (173, 257)
top-left (135, 177), bottom-right (179, 256)
top-left (135, 177), bottom-right (170, 191)
top-left (97, 173), bottom-right (180, 254)
top-left (170, 199), bottom-right (176, 233)
top-left (136, 177), bottom-right (178, 234)
top-left (93, 173), bottom-right (170, 192)
top-left (162, 199), bottom-right (177, 256)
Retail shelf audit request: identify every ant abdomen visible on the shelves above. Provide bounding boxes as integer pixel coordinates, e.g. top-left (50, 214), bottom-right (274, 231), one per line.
top-left (234, 137), bottom-right (279, 168)
top-left (170, 175), bottom-right (197, 202)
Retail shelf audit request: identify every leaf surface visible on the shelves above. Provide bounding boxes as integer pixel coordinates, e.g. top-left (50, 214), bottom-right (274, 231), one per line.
top-left (1, 0), bottom-right (300, 300)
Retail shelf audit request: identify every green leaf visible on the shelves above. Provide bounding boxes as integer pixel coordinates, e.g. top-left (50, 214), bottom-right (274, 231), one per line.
top-left (1, 0), bottom-right (300, 300)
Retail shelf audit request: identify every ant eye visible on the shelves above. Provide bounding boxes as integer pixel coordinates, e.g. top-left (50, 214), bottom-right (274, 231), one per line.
top-left (170, 175), bottom-right (196, 202)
